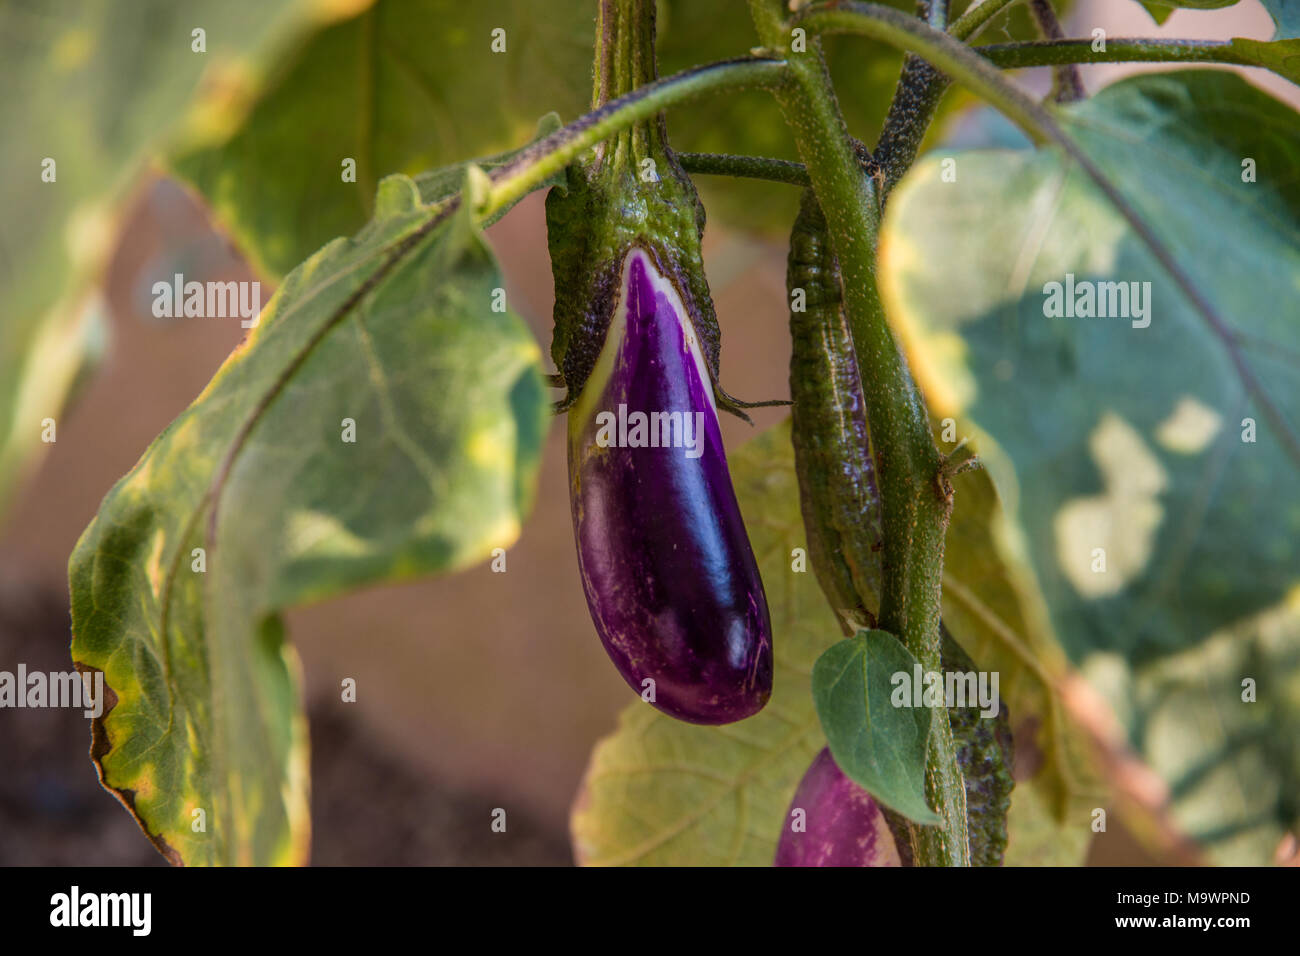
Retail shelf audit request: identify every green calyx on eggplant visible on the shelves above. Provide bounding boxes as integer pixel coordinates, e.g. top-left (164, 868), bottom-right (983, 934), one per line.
top-left (548, 0), bottom-right (772, 724)
top-left (547, 0), bottom-right (756, 422)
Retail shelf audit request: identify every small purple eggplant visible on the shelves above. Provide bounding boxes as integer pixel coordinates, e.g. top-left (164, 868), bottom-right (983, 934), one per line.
top-left (548, 0), bottom-right (771, 723)
top-left (775, 747), bottom-right (903, 867)
top-left (566, 247), bottom-right (773, 724)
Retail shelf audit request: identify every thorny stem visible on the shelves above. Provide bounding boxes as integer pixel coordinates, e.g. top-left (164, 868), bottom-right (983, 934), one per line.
top-left (873, 0), bottom-right (948, 196)
top-left (749, 0), bottom-right (970, 867)
top-left (1028, 0), bottom-right (1085, 102)
top-left (594, 0), bottom-right (664, 166)
top-left (678, 152), bottom-right (812, 185)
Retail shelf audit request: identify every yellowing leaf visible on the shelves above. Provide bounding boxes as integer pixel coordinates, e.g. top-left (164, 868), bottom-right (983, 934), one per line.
top-left (70, 176), bottom-right (548, 865)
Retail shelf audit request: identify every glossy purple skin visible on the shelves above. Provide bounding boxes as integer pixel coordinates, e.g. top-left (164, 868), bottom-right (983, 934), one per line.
top-left (568, 248), bottom-right (772, 724)
top-left (774, 748), bottom-right (902, 867)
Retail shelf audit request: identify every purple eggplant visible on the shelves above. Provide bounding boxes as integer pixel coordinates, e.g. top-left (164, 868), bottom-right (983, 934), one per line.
top-left (774, 747), bottom-right (903, 867)
top-left (567, 246), bottom-right (773, 724)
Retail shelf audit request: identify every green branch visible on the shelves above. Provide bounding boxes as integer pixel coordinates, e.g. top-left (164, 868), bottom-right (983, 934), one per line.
top-left (483, 56), bottom-right (787, 217)
top-left (678, 151), bottom-right (811, 185)
top-left (873, 56), bottom-right (948, 195)
top-left (1027, 0), bottom-right (1085, 102)
top-left (980, 37), bottom-right (1267, 70)
top-left (869, 1), bottom-right (953, 195)
top-left (875, 34), bottom-right (1272, 189)
top-left (794, 0), bottom-right (1300, 470)
top-left (874, 0), bottom-right (1036, 194)
top-left (797, 2), bottom-right (1052, 139)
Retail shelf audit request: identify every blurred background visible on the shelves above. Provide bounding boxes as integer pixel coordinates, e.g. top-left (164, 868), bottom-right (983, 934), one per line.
top-left (0, 0), bottom-right (1292, 865)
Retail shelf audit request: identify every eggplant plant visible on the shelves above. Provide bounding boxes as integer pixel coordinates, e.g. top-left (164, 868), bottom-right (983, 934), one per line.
top-left (8, 0), bottom-right (1293, 866)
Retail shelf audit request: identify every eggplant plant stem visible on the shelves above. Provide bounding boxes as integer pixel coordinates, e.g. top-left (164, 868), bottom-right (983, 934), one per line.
top-left (678, 152), bottom-right (811, 185)
top-left (979, 37), bottom-right (1272, 69)
top-left (483, 57), bottom-right (786, 218)
top-left (873, 55), bottom-right (947, 196)
top-left (748, 0), bottom-right (969, 867)
top-left (1028, 0), bottom-right (1086, 102)
top-left (871, 0), bottom-right (951, 195)
top-left (875, 33), bottom-right (1278, 180)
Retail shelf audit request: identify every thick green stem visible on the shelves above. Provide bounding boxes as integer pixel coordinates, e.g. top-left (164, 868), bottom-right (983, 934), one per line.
top-left (594, 0), bottom-right (663, 166)
top-left (749, 0), bottom-right (968, 866)
top-left (482, 57), bottom-right (786, 218)
top-left (980, 37), bottom-right (1267, 69)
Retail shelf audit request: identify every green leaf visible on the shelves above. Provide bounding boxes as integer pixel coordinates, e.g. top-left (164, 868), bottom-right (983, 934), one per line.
top-left (1262, 0), bottom-right (1300, 38)
top-left (70, 174), bottom-right (549, 865)
top-left (169, 0), bottom-right (593, 278)
top-left (1004, 774), bottom-right (1093, 865)
top-left (1138, 2), bottom-right (1177, 25)
top-left (941, 426), bottom-right (1105, 820)
top-left (0, 0), bottom-right (347, 518)
top-left (1120, 596), bottom-right (1300, 864)
top-left (1139, 0), bottom-right (1298, 39)
top-left (570, 423), bottom-right (840, 866)
top-left (1138, 0), bottom-right (1300, 38)
top-left (879, 71), bottom-right (1300, 861)
top-left (1226, 35), bottom-right (1300, 84)
top-left (812, 631), bottom-right (939, 824)
top-left (1138, 0), bottom-right (1237, 26)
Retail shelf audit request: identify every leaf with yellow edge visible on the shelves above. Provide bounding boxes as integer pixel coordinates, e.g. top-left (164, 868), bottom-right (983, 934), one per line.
top-left (879, 72), bottom-right (1300, 861)
top-left (70, 175), bottom-right (548, 865)
top-left (0, 0), bottom-right (368, 519)
top-left (940, 418), bottom-right (1105, 821)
